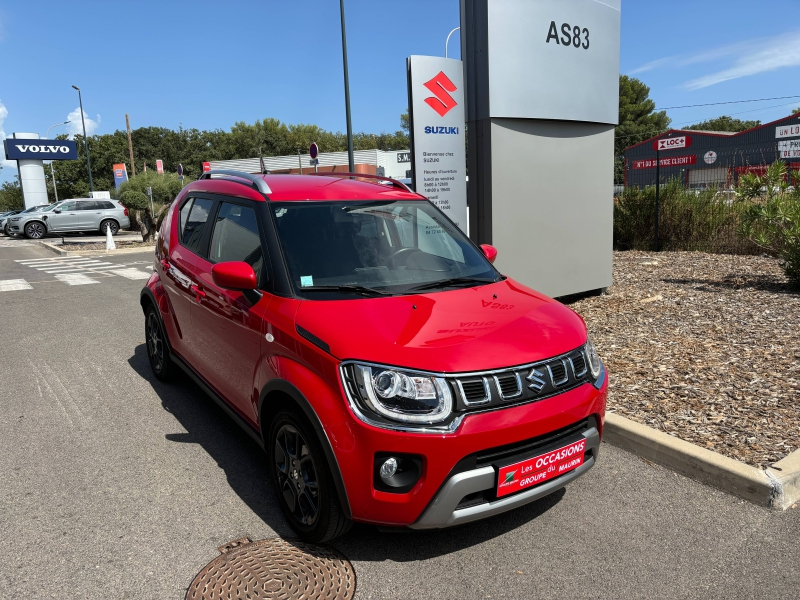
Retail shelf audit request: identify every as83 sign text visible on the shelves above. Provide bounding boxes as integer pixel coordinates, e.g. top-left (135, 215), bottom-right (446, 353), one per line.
top-left (546, 21), bottom-right (589, 49)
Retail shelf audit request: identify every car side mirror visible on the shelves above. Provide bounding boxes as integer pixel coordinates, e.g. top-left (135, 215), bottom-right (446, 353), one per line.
top-left (212, 261), bottom-right (258, 290)
top-left (480, 244), bottom-right (498, 264)
top-left (54, 209), bottom-right (62, 214)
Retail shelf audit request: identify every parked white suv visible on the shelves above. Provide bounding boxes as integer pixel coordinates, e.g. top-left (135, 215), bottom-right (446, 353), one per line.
top-left (8, 199), bottom-right (131, 239)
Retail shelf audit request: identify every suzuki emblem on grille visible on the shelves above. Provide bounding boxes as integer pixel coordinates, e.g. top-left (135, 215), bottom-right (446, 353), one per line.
top-left (527, 368), bottom-right (546, 392)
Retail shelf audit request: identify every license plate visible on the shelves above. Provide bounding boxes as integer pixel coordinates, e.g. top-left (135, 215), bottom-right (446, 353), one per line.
top-left (496, 438), bottom-right (587, 498)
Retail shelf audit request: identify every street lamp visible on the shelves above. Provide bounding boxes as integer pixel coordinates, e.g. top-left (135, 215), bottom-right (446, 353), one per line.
top-left (45, 120), bottom-right (70, 202)
top-left (445, 27), bottom-right (460, 58)
top-left (71, 85), bottom-right (94, 193)
top-left (339, 0), bottom-right (355, 172)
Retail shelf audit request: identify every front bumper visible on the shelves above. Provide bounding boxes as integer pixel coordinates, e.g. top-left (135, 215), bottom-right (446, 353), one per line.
top-left (328, 372), bottom-right (608, 527)
top-left (410, 424), bottom-right (599, 529)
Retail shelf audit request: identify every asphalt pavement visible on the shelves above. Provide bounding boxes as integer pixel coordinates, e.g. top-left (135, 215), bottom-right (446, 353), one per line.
top-left (0, 242), bottom-right (798, 600)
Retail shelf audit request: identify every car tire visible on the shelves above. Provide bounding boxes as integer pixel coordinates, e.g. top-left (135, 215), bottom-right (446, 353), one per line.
top-left (3, 223), bottom-right (11, 237)
top-left (145, 306), bottom-right (173, 381)
top-left (268, 409), bottom-right (352, 543)
top-left (24, 221), bottom-right (45, 239)
top-left (100, 219), bottom-right (119, 235)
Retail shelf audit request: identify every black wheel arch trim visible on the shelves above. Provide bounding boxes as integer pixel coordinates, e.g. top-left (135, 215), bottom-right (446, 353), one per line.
top-left (258, 379), bottom-right (352, 519)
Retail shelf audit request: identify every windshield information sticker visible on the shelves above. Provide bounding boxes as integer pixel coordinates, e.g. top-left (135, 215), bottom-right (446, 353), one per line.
top-left (300, 275), bottom-right (313, 287)
top-left (496, 438), bottom-right (586, 498)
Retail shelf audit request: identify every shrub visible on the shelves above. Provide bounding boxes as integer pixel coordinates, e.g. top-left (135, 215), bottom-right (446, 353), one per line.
top-left (119, 190), bottom-right (149, 211)
top-left (741, 163), bottom-right (800, 288)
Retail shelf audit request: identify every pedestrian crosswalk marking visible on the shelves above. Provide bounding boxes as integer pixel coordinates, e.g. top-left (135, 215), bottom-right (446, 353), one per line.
top-left (109, 268), bottom-right (152, 280)
top-left (0, 279), bottom-right (33, 291)
top-left (55, 273), bottom-right (99, 286)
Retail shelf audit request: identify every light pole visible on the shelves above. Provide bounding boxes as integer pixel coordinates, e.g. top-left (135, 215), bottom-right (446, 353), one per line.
top-left (445, 27), bottom-right (460, 58)
top-left (339, 0), bottom-right (355, 172)
top-left (71, 85), bottom-right (94, 193)
top-left (45, 120), bottom-right (70, 202)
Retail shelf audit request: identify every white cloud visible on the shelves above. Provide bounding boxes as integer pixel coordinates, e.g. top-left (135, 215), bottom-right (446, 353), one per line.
top-left (629, 30), bottom-right (800, 90)
top-left (683, 31), bottom-right (800, 90)
top-left (66, 106), bottom-right (101, 138)
top-left (0, 99), bottom-right (15, 171)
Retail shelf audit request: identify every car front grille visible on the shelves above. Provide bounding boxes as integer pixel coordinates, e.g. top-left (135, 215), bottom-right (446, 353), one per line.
top-left (449, 347), bottom-right (591, 412)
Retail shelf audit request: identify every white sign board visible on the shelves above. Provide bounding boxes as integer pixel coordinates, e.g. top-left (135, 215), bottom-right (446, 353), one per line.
top-left (776, 124), bottom-right (800, 139)
top-left (408, 55), bottom-right (468, 232)
top-left (779, 138), bottom-right (800, 158)
top-left (657, 136), bottom-right (688, 151)
top-left (472, 0), bottom-right (620, 124)
top-left (704, 151), bottom-right (717, 164)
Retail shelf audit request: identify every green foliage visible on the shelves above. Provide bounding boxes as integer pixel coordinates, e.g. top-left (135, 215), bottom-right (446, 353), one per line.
top-left (116, 171), bottom-right (189, 206)
top-left (615, 75), bottom-right (671, 183)
top-left (0, 179), bottom-right (24, 211)
top-left (685, 115), bottom-right (760, 133)
top-left (400, 111), bottom-right (409, 134)
top-left (119, 190), bottom-right (149, 211)
top-left (741, 161), bottom-right (800, 288)
top-left (614, 178), bottom-right (759, 255)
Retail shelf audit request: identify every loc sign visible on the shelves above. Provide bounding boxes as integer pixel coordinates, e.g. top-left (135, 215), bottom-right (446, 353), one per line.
top-left (653, 136), bottom-right (691, 151)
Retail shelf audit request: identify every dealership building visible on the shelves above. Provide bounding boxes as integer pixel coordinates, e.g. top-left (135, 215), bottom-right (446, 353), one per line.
top-left (623, 113), bottom-right (800, 189)
top-left (209, 149), bottom-right (411, 180)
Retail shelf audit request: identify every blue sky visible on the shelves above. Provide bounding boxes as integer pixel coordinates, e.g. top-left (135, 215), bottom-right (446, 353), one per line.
top-left (2, 0), bottom-right (800, 183)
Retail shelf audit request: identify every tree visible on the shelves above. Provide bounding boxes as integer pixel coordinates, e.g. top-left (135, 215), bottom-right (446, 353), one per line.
top-left (615, 75), bottom-right (671, 183)
top-left (400, 111), bottom-right (409, 134)
top-left (0, 179), bottom-right (23, 212)
top-left (685, 116), bottom-right (760, 133)
top-left (117, 171), bottom-right (191, 242)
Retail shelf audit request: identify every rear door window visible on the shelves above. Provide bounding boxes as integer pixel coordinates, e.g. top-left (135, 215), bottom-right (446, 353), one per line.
top-left (209, 202), bottom-right (265, 286)
top-left (180, 197), bottom-right (214, 256)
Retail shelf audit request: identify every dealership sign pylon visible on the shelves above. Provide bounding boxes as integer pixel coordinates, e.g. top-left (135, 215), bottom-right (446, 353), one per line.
top-left (407, 55), bottom-right (468, 233)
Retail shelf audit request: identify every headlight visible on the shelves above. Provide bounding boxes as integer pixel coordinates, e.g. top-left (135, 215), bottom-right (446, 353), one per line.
top-left (584, 338), bottom-right (603, 380)
top-left (343, 364), bottom-right (452, 424)
top-left (11, 217), bottom-right (21, 222)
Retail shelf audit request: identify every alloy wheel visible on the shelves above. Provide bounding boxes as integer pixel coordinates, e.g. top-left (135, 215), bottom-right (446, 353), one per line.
top-left (146, 312), bottom-right (164, 373)
top-left (274, 424), bottom-right (320, 527)
top-left (26, 222), bottom-right (44, 239)
top-left (103, 221), bottom-right (119, 235)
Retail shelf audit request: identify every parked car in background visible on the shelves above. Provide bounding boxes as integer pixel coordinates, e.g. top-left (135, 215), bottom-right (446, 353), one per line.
top-left (8, 198), bottom-right (130, 239)
top-left (4, 205), bottom-right (49, 236)
top-left (142, 170), bottom-right (607, 543)
top-left (0, 210), bottom-right (23, 233)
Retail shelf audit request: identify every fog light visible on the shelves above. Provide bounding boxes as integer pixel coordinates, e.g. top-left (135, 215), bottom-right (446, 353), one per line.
top-left (379, 457), bottom-right (398, 480)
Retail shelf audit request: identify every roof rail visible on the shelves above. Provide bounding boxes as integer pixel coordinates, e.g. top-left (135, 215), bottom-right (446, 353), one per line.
top-left (199, 170), bottom-right (272, 195)
top-left (306, 171), bottom-right (414, 193)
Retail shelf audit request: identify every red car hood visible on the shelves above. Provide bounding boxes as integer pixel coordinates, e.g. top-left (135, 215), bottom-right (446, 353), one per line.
top-left (295, 278), bottom-right (587, 373)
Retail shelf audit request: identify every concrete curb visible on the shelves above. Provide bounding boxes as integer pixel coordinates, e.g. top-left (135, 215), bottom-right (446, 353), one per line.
top-left (604, 413), bottom-right (800, 509)
top-left (36, 240), bottom-right (155, 257)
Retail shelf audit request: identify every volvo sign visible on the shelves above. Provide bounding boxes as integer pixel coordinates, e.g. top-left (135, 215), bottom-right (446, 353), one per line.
top-left (407, 55), bottom-right (468, 233)
top-left (4, 138), bottom-right (78, 161)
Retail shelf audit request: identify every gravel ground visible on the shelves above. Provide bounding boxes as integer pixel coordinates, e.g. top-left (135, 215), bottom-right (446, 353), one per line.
top-left (569, 251), bottom-right (800, 468)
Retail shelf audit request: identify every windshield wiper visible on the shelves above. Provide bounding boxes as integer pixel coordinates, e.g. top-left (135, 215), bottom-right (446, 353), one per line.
top-left (299, 285), bottom-right (389, 297)
top-left (406, 277), bottom-right (497, 292)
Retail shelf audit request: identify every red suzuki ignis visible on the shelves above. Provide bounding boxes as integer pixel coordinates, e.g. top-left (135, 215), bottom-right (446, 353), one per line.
top-left (141, 171), bottom-right (607, 542)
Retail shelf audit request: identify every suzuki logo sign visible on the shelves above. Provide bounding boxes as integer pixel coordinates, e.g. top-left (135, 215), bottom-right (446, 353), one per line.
top-left (423, 71), bottom-right (458, 117)
top-left (653, 136), bottom-right (692, 151)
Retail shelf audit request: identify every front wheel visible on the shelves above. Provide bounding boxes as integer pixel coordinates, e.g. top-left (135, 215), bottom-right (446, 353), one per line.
top-left (24, 221), bottom-right (45, 239)
top-left (4, 223), bottom-right (13, 237)
top-left (100, 219), bottom-right (119, 235)
top-left (268, 409), bottom-right (351, 542)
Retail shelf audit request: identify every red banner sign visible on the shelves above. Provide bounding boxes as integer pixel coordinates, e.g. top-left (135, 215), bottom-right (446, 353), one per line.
top-left (633, 154), bottom-right (697, 170)
top-left (653, 135), bottom-right (692, 151)
top-left (156, 159), bottom-right (164, 174)
top-left (496, 438), bottom-right (587, 498)
top-left (202, 162), bottom-right (211, 173)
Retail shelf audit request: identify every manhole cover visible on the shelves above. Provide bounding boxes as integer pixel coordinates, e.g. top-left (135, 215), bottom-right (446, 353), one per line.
top-left (186, 537), bottom-right (356, 600)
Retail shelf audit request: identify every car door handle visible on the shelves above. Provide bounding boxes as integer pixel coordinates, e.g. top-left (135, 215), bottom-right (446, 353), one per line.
top-left (190, 284), bottom-right (206, 301)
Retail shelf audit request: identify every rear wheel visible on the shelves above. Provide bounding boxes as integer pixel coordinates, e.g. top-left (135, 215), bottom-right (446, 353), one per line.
top-left (24, 221), bottom-right (45, 239)
top-left (145, 306), bottom-right (172, 381)
top-left (100, 219), bottom-right (119, 235)
top-left (268, 409), bottom-right (351, 542)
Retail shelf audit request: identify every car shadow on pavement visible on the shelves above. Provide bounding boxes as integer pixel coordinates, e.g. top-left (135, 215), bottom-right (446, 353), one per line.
top-left (128, 343), bottom-right (564, 559)
top-left (128, 344), bottom-right (293, 539)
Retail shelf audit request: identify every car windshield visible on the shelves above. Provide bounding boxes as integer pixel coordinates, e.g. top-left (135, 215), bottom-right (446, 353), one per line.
top-left (21, 205), bottom-right (49, 213)
top-left (272, 200), bottom-right (499, 298)
top-left (41, 203), bottom-right (63, 212)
